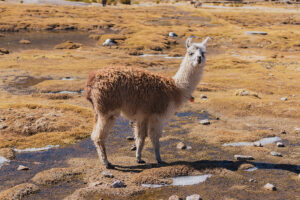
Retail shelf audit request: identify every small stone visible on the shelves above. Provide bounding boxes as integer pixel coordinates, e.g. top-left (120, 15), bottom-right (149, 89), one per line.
top-left (102, 171), bottom-right (114, 178)
top-left (169, 195), bottom-right (183, 200)
top-left (253, 141), bottom-right (263, 147)
top-left (0, 124), bottom-right (8, 130)
top-left (276, 142), bottom-right (284, 147)
top-left (234, 155), bottom-right (254, 161)
top-left (0, 118), bottom-right (6, 122)
top-left (19, 39), bottom-right (31, 44)
top-left (200, 94), bottom-right (207, 99)
top-left (110, 180), bottom-right (126, 188)
top-left (295, 127), bottom-right (300, 133)
top-left (280, 97), bottom-right (288, 101)
top-left (130, 145), bottom-right (136, 151)
top-left (0, 48), bottom-right (9, 55)
top-left (215, 117), bottom-right (220, 120)
top-left (169, 32), bottom-right (178, 37)
top-left (281, 130), bottom-right (287, 134)
top-left (200, 119), bottom-right (210, 125)
top-left (186, 194), bottom-right (202, 200)
top-left (126, 136), bottom-right (135, 141)
top-left (264, 183), bottom-right (276, 191)
top-left (176, 142), bottom-right (187, 150)
top-left (103, 39), bottom-right (117, 47)
top-left (270, 151), bottom-right (282, 157)
top-left (17, 165), bottom-right (29, 170)
top-left (245, 31), bottom-right (268, 35)
top-left (88, 181), bottom-right (102, 187)
top-left (249, 178), bottom-right (257, 183)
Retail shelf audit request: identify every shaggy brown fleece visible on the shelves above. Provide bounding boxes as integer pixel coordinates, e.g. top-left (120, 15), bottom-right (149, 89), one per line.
top-left (85, 66), bottom-right (182, 115)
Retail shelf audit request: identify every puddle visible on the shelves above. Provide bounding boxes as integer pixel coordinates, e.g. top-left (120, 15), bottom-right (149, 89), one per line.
top-left (61, 77), bottom-right (74, 81)
top-left (172, 174), bottom-right (212, 186)
top-left (45, 90), bottom-right (83, 95)
top-left (0, 32), bottom-right (96, 52)
top-left (142, 174), bottom-right (212, 188)
top-left (14, 145), bottom-right (60, 153)
top-left (4, 75), bottom-right (52, 95)
top-left (244, 167), bottom-right (258, 172)
top-left (223, 136), bottom-right (281, 147)
top-left (8, 0), bottom-right (93, 6)
top-left (0, 156), bottom-right (9, 169)
top-left (141, 184), bottom-right (166, 188)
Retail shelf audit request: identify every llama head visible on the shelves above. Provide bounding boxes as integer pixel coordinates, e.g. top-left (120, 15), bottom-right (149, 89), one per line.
top-left (185, 36), bottom-right (211, 67)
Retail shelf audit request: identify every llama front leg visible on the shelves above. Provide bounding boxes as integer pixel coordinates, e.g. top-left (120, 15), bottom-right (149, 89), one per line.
top-left (148, 121), bottom-right (164, 164)
top-left (135, 119), bottom-right (148, 164)
top-left (91, 114), bottom-right (116, 169)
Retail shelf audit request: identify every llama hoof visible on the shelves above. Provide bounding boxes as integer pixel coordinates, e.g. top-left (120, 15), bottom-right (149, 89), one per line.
top-left (105, 163), bottom-right (115, 169)
top-left (137, 159), bottom-right (146, 164)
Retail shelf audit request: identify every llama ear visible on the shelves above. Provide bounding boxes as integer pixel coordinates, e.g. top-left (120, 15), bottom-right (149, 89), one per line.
top-left (186, 36), bottom-right (195, 49)
top-left (201, 37), bottom-right (211, 47)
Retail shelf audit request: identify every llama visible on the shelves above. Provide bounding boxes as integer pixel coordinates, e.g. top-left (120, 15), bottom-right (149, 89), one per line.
top-left (85, 36), bottom-right (210, 169)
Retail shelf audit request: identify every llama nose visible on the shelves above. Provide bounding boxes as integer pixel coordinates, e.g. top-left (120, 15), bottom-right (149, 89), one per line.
top-left (197, 56), bottom-right (202, 63)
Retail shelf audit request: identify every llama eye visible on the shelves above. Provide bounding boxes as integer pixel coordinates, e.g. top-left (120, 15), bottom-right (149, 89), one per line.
top-left (189, 52), bottom-right (194, 56)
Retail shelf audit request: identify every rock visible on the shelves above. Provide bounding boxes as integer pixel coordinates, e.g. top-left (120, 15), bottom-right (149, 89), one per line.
top-left (130, 145), bottom-right (136, 151)
top-left (0, 124), bottom-right (8, 130)
top-left (280, 97), bottom-right (288, 101)
top-left (102, 39), bottom-right (118, 47)
top-left (88, 181), bottom-right (102, 187)
top-left (0, 148), bottom-right (15, 159)
top-left (200, 94), bottom-right (207, 100)
top-left (0, 118), bottom-right (6, 122)
top-left (235, 89), bottom-right (259, 98)
top-left (169, 195), bottom-right (183, 200)
top-left (0, 183), bottom-right (39, 199)
top-left (234, 155), bottom-right (254, 161)
top-left (54, 41), bottom-right (82, 49)
top-left (19, 39), bottom-right (31, 44)
top-left (126, 136), bottom-right (135, 141)
top-left (253, 141), bottom-right (263, 147)
top-left (186, 194), bottom-right (202, 200)
top-left (17, 165), bottom-right (29, 170)
top-left (169, 32), bottom-right (178, 37)
top-left (245, 31), bottom-right (268, 35)
top-left (264, 183), bottom-right (276, 191)
top-left (249, 178), bottom-right (257, 183)
top-left (200, 119), bottom-right (210, 125)
top-left (276, 142), bottom-right (284, 147)
top-left (177, 142), bottom-right (187, 150)
top-left (110, 180), bottom-right (126, 188)
top-left (102, 171), bottom-right (114, 178)
top-left (0, 48), bottom-right (9, 55)
top-left (270, 151), bottom-right (282, 157)
top-left (281, 130), bottom-right (287, 134)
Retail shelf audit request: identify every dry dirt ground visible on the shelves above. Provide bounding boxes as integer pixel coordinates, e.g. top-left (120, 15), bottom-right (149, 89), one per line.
top-left (0, 1), bottom-right (299, 200)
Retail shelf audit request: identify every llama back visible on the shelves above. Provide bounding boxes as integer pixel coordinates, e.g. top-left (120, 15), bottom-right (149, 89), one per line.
top-left (85, 66), bottom-right (182, 115)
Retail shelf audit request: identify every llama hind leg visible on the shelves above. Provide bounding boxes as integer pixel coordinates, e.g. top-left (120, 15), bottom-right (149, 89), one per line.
top-left (91, 113), bottom-right (116, 169)
top-left (134, 119), bottom-right (148, 164)
top-left (148, 121), bottom-right (164, 164)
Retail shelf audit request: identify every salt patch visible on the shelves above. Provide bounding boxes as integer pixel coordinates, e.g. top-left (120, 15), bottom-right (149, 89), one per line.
top-left (223, 136), bottom-right (281, 147)
top-left (172, 174), bottom-right (212, 186)
top-left (0, 156), bottom-right (9, 168)
top-left (14, 145), bottom-right (59, 153)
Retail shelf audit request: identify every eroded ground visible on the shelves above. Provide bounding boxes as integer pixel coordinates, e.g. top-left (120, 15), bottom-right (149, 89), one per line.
top-left (0, 1), bottom-right (299, 200)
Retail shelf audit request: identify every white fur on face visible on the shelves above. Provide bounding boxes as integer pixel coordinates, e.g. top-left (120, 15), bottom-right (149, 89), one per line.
top-left (187, 43), bottom-right (206, 67)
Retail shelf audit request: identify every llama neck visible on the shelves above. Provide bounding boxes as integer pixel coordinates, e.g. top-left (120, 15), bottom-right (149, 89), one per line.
top-left (173, 54), bottom-right (204, 100)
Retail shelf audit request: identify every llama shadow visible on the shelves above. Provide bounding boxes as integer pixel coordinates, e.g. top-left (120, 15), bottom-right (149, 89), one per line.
top-left (113, 160), bottom-right (300, 174)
